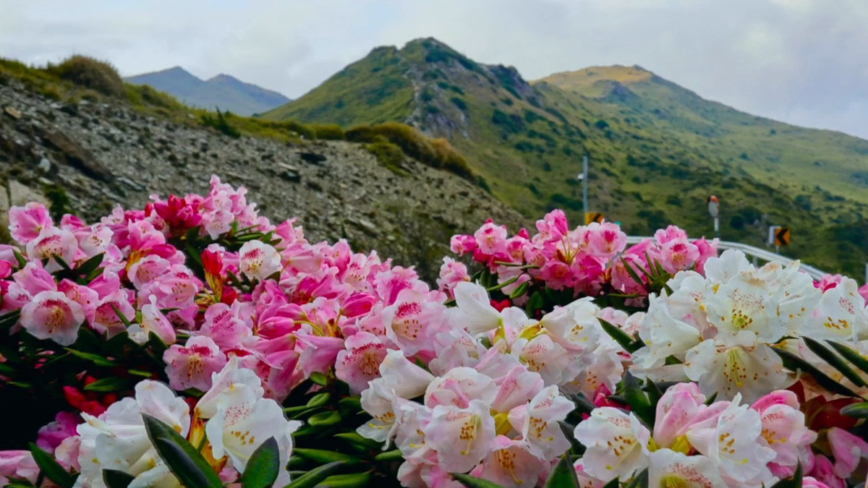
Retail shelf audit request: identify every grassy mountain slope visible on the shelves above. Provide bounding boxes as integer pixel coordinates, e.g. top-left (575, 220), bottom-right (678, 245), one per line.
top-left (126, 67), bottom-right (290, 116)
top-left (262, 38), bottom-right (868, 277)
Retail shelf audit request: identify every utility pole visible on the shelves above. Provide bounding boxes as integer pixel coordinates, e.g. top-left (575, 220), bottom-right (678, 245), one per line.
top-left (582, 154), bottom-right (589, 215)
top-left (708, 195), bottom-right (720, 239)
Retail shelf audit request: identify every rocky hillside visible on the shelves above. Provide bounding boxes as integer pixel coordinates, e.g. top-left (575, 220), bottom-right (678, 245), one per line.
top-left (264, 38), bottom-right (868, 277)
top-left (0, 76), bottom-right (526, 281)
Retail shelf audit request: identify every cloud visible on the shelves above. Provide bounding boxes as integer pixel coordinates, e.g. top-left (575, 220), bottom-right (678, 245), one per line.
top-left (2, 0), bottom-right (868, 137)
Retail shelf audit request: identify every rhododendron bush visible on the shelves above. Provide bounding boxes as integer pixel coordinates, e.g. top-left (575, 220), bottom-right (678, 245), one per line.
top-left (1, 177), bottom-right (867, 488)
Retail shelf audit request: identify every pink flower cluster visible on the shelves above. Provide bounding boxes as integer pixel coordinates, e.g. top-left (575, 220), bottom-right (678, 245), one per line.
top-left (446, 210), bottom-right (717, 304)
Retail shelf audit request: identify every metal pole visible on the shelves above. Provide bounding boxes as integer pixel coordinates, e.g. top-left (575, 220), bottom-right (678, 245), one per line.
top-left (714, 217), bottom-right (720, 239)
top-left (582, 154), bottom-right (589, 214)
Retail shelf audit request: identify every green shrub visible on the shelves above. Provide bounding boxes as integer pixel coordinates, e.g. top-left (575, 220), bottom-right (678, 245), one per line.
top-left (365, 142), bottom-right (405, 175)
top-left (282, 121), bottom-right (316, 139)
top-left (44, 183), bottom-right (74, 221)
top-left (491, 109), bottom-right (524, 134)
top-left (47, 55), bottom-right (125, 98)
top-left (201, 109), bottom-right (241, 138)
top-left (346, 123), bottom-right (474, 180)
top-left (450, 97), bottom-right (468, 110)
top-left (310, 124), bottom-right (345, 140)
top-left (126, 84), bottom-right (184, 111)
top-left (550, 193), bottom-right (583, 211)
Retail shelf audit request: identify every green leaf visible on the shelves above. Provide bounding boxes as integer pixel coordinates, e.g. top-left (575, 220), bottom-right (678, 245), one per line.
top-left (623, 373), bottom-right (654, 426)
top-left (147, 331), bottom-right (169, 362)
top-left (306, 392), bottom-right (331, 408)
top-left (66, 348), bottom-right (115, 367)
top-left (316, 471), bottom-right (372, 487)
top-left (509, 280), bottom-right (530, 299)
top-left (486, 275), bottom-right (519, 292)
top-left (0, 309), bottom-right (21, 331)
top-left (240, 437), bottom-right (280, 488)
top-left (545, 454), bottom-right (580, 488)
top-left (841, 402), bottom-right (868, 418)
top-left (310, 372), bottom-right (329, 386)
top-left (774, 348), bottom-right (860, 397)
top-left (142, 414), bottom-right (223, 488)
top-left (558, 420), bottom-right (583, 454)
top-left (645, 379), bottom-right (664, 407)
top-left (623, 468), bottom-right (649, 488)
top-left (103, 469), bottom-right (136, 488)
top-left (602, 478), bottom-right (621, 488)
top-left (12, 249), bottom-right (27, 268)
top-left (451, 473), bottom-right (508, 488)
top-left (599, 318), bottom-right (640, 353)
top-left (30, 443), bottom-right (77, 488)
top-left (769, 461), bottom-right (802, 487)
top-left (525, 291), bottom-right (545, 317)
top-left (76, 253), bottom-right (104, 278)
top-left (293, 448), bottom-right (362, 466)
top-left (620, 257), bottom-right (646, 288)
top-left (282, 461), bottom-right (345, 488)
top-left (334, 432), bottom-right (382, 450)
top-left (374, 449), bottom-right (404, 462)
top-left (308, 410), bottom-right (342, 427)
top-left (110, 304), bottom-right (133, 328)
top-left (52, 253), bottom-right (73, 272)
top-left (337, 396), bottom-right (362, 413)
top-left (83, 376), bottom-right (128, 392)
top-left (803, 336), bottom-right (867, 387)
top-left (828, 340), bottom-right (868, 377)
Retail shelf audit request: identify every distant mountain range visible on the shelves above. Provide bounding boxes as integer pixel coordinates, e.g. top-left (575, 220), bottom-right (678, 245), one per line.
top-left (125, 67), bottom-right (290, 116)
top-left (263, 37), bottom-right (868, 276)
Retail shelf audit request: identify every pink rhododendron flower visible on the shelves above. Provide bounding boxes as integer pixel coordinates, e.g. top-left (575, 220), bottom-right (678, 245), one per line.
top-left (827, 426), bottom-right (868, 479)
top-left (37, 412), bottom-right (81, 454)
top-left (437, 257), bottom-right (470, 296)
top-left (26, 226), bottom-right (78, 272)
top-left (0, 450), bottom-right (39, 485)
top-left (164, 335), bottom-right (227, 391)
top-left (128, 294), bottom-right (176, 345)
top-left (8, 202), bottom-right (52, 244)
top-left (751, 390), bottom-right (817, 474)
top-left (238, 240), bottom-right (282, 281)
top-left (335, 331), bottom-right (388, 394)
top-left (21, 290), bottom-right (86, 345)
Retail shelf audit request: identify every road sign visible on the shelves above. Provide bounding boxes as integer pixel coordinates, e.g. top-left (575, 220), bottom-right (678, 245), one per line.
top-left (585, 212), bottom-right (604, 225)
top-left (707, 195), bottom-right (719, 219)
top-left (775, 227), bottom-right (791, 247)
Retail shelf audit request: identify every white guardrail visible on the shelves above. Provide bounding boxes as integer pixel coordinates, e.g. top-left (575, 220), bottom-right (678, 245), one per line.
top-left (625, 237), bottom-right (827, 281)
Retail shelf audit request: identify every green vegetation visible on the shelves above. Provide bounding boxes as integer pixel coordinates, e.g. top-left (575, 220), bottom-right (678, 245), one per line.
top-left (259, 39), bottom-right (868, 277)
top-left (200, 109), bottom-right (241, 138)
top-left (345, 123), bottom-right (474, 180)
top-left (44, 183), bottom-right (74, 222)
top-left (365, 142), bottom-right (406, 175)
top-left (46, 55), bottom-right (126, 98)
top-left (309, 124), bottom-right (345, 140)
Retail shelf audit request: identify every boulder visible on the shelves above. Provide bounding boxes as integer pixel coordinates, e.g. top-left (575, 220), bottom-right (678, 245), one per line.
top-left (41, 129), bottom-right (114, 181)
top-left (299, 152), bottom-right (327, 165)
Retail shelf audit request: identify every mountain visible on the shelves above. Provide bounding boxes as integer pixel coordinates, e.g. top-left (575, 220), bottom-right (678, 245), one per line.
top-left (262, 38), bottom-right (868, 277)
top-left (126, 67), bottom-right (290, 116)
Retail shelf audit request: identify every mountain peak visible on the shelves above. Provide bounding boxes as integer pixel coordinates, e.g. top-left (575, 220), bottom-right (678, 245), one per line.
top-left (126, 67), bottom-right (289, 116)
top-left (537, 65), bottom-right (655, 93)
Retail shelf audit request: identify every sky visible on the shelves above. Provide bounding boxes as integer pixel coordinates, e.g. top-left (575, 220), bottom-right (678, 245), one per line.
top-left (3, 0), bottom-right (868, 138)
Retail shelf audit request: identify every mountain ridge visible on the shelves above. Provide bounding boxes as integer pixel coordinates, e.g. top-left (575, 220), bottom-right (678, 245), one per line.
top-left (126, 67), bottom-right (290, 116)
top-left (262, 37), bottom-right (868, 276)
